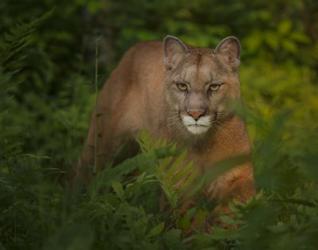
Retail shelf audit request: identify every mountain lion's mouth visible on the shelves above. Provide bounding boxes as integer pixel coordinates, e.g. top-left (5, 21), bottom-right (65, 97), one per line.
top-left (181, 115), bottom-right (211, 135)
top-left (185, 124), bottom-right (210, 135)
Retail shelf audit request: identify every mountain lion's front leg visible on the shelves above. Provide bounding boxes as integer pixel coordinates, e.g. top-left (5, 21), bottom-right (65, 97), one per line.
top-left (207, 164), bottom-right (255, 202)
top-left (206, 164), bottom-right (255, 228)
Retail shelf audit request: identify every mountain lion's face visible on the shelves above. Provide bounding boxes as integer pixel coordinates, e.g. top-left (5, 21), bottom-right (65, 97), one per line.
top-left (163, 36), bottom-right (241, 137)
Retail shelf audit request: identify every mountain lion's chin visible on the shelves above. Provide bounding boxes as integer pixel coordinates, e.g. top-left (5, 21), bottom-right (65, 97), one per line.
top-left (185, 125), bottom-right (210, 135)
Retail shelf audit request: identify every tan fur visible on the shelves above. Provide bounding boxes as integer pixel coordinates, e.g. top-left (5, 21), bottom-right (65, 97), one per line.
top-left (74, 36), bottom-right (255, 208)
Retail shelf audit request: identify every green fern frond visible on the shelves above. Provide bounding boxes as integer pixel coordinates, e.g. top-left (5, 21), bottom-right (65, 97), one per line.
top-left (0, 10), bottom-right (53, 72)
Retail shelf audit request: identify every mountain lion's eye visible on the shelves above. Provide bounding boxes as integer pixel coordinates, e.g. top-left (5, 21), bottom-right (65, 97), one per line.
top-left (209, 84), bottom-right (221, 92)
top-left (176, 82), bottom-right (188, 92)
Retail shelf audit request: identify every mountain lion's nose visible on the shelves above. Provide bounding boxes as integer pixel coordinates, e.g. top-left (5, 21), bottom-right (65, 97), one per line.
top-left (187, 110), bottom-right (206, 121)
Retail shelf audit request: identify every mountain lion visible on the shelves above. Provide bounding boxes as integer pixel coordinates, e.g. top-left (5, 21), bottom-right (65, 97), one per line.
top-left (74, 35), bottom-right (255, 211)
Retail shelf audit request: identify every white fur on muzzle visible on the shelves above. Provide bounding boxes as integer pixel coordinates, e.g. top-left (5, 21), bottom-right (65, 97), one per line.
top-left (181, 115), bottom-right (211, 135)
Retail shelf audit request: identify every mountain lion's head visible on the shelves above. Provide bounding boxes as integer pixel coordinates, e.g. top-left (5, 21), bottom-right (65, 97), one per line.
top-left (163, 35), bottom-right (241, 138)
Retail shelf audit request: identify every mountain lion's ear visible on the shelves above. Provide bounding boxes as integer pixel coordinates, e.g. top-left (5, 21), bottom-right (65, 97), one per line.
top-left (163, 35), bottom-right (188, 70)
top-left (215, 36), bottom-right (241, 68)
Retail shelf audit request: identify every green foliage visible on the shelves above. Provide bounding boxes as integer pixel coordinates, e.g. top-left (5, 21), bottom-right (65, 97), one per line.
top-left (1, 1), bottom-right (318, 250)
